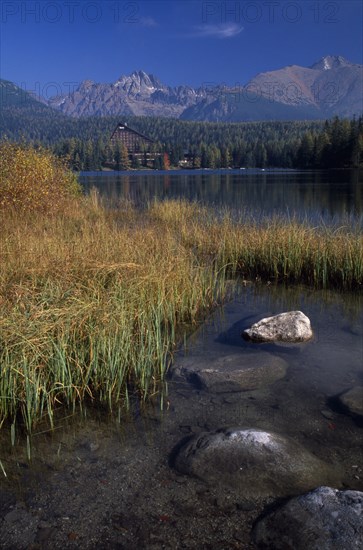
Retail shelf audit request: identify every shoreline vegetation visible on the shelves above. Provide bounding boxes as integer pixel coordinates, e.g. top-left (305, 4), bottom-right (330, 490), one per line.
top-left (0, 143), bottom-right (362, 451)
top-left (2, 116), bottom-right (362, 171)
top-left (48, 116), bottom-right (363, 171)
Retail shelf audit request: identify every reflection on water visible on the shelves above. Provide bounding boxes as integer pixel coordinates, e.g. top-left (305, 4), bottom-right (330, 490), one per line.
top-left (80, 169), bottom-right (363, 225)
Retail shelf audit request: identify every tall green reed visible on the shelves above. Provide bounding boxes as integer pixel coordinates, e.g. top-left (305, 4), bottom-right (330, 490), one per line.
top-left (0, 197), bottom-right (361, 445)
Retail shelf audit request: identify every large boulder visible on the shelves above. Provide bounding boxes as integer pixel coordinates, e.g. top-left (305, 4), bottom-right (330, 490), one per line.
top-left (253, 486), bottom-right (363, 549)
top-left (173, 353), bottom-right (287, 393)
top-left (172, 427), bottom-right (339, 498)
top-left (338, 387), bottom-right (363, 418)
top-left (242, 311), bottom-right (313, 343)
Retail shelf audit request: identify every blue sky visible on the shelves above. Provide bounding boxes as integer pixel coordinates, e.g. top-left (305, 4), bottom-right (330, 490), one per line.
top-left (1, 0), bottom-right (362, 97)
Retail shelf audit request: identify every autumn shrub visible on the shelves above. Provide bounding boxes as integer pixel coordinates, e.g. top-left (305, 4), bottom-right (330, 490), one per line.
top-left (0, 142), bottom-right (81, 211)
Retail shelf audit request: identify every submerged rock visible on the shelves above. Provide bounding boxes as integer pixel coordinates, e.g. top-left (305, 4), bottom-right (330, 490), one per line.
top-left (173, 353), bottom-right (287, 393)
top-left (253, 486), bottom-right (363, 549)
top-left (338, 387), bottom-right (363, 418)
top-left (242, 311), bottom-right (313, 343)
top-left (172, 427), bottom-right (339, 498)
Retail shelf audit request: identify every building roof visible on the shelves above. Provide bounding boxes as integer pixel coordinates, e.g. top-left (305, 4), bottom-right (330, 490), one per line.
top-left (111, 122), bottom-right (154, 143)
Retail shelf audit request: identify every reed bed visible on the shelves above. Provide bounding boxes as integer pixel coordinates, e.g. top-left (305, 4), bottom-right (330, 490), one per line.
top-left (0, 194), bottom-right (362, 441)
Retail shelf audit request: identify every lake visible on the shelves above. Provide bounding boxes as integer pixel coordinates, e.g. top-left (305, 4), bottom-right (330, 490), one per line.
top-left (1, 169), bottom-right (362, 548)
top-left (79, 168), bottom-right (363, 225)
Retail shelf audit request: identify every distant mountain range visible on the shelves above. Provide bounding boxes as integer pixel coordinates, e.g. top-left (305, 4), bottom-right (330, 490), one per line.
top-left (1, 56), bottom-right (362, 122)
top-left (46, 55), bottom-right (363, 120)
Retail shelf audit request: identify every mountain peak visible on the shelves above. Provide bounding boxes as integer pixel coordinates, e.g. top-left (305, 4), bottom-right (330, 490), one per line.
top-left (41, 55), bottom-right (361, 119)
top-left (132, 69), bottom-right (151, 79)
top-left (115, 70), bottom-right (163, 90)
top-left (310, 55), bottom-right (353, 71)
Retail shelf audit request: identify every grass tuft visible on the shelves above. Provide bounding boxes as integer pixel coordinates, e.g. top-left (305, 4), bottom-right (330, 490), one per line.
top-left (0, 192), bottom-right (362, 440)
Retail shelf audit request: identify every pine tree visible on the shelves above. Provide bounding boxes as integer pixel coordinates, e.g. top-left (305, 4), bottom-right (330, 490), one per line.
top-left (296, 133), bottom-right (314, 168)
top-left (221, 147), bottom-right (232, 168)
top-left (131, 155), bottom-right (141, 169)
top-left (120, 144), bottom-right (131, 170)
top-left (193, 155), bottom-right (201, 169)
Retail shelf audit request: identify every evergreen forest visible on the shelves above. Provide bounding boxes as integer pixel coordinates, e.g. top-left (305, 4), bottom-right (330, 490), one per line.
top-left (1, 105), bottom-right (362, 171)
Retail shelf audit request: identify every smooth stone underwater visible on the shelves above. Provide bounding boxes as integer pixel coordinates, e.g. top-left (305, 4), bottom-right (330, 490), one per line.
top-left (172, 427), bottom-right (340, 499)
top-left (338, 386), bottom-right (363, 418)
top-left (173, 352), bottom-right (287, 392)
top-left (253, 486), bottom-right (363, 549)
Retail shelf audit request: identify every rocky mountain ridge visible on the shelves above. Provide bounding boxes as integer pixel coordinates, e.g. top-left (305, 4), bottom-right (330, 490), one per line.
top-left (3, 56), bottom-right (362, 121)
top-left (48, 69), bottom-right (207, 118)
top-left (247, 55), bottom-right (362, 117)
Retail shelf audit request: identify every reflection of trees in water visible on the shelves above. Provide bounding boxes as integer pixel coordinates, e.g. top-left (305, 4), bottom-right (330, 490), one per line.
top-left (80, 171), bottom-right (363, 224)
top-left (242, 283), bottom-right (363, 322)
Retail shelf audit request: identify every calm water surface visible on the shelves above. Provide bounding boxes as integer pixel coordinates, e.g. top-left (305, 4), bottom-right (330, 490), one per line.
top-left (78, 169), bottom-right (363, 427)
top-left (1, 171), bottom-right (362, 548)
top-left (77, 169), bottom-right (362, 468)
top-left (80, 169), bottom-right (363, 225)
top-left (78, 168), bottom-right (363, 471)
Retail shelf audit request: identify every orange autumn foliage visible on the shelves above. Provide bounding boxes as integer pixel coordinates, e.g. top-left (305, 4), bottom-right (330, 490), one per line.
top-left (0, 142), bottom-right (81, 212)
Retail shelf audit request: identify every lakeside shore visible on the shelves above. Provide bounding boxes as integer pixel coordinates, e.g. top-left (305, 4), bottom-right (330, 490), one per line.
top-left (1, 193), bottom-right (362, 443)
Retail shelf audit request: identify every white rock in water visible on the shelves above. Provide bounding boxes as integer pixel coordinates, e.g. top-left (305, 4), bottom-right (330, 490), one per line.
top-left (243, 311), bottom-right (313, 343)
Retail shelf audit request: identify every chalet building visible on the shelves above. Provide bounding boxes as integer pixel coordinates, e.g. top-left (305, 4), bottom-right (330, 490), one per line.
top-left (105, 122), bottom-right (163, 169)
top-left (110, 122), bottom-right (154, 153)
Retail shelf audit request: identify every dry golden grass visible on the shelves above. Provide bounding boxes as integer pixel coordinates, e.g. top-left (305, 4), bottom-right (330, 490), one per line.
top-left (0, 183), bottom-right (362, 442)
top-left (0, 193), bottom-right (228, 439)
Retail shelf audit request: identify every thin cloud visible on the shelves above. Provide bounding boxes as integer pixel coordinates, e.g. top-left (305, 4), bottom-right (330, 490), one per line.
top-left (139, 17), bottom-right (158, 28)
top-left (193, 23), bottom-right (244, 39)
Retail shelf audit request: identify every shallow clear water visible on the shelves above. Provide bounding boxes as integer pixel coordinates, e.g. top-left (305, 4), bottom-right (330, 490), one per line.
top-left (173, 284), bottom-right (363, 444)
top-left (1, 284), bottom-right (362, 549)
top-left (3, 285), bottom-right (361, 479)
